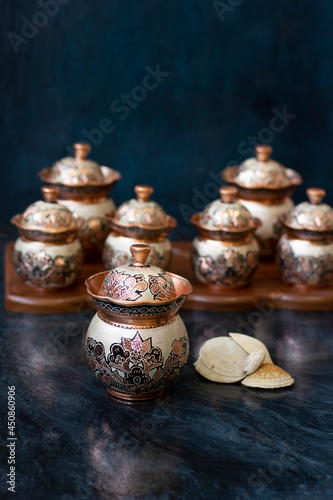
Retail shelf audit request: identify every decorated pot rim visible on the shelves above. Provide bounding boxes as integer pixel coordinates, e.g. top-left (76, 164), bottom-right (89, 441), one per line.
top-left (11, 186), bottom-right (85, 243)
top-left (190, 212), bottom-right (261, 236)
top-left (86, 270), bottom-right (192, 307)
top-left (106, 213), bottom-right (178, 236)
top-left (222, 165), bottom-right (302, 192)
top-left (222, 145), bottom-right (302, 192)
top-left (11, 212), bottom-right (84, 234)
top-left (190, 186), bottom-right (262, 240)
top-left (39, 165), bottom-right (121, 189)
top-left (279, 188), bottom-right (333, 235)
top-left (279, 213), bottom-right (333, 237)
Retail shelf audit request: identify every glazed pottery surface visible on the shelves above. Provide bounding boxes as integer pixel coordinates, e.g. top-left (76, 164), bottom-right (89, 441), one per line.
top-left (191, 186), bottom-right (260, 287)
top-left (192, 236), bottom-right (259, 288)
top-left (85, 243), bottom-right (192, 400)
top-left (11, 187), bottom-right (84, 288)
top-left (103, 233), bottom-right (172, 270)
top-left (39, 143), bottom-right (121, 260)
top-left (222, 144), bottom-right (302, 194)
top-left (86, 312), bottom-right (189, 400)
top-left (103, 185), bottom-right (176, 271)
top-left (277, 188), bottom-right (333, 287)
top-left (221, 145), bottom-right (302, 257)
top-left (60, 197), bottom-right (115, 260)
top-left (277, 235), bottom-right (333, 287)
top-left (240, 198), bottom-right (294, 257)
top-left (13, 237), bottom-right (83, 288)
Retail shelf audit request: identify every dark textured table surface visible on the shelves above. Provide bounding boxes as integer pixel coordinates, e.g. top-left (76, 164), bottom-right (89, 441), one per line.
top-left (1, 236), bottom-right (333, 500)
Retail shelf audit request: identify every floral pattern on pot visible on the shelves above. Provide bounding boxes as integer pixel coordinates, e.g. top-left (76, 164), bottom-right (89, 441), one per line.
top-left (102, 243), bottom-right (171, 271)
top-left (21, 201), bottom-right (76, 230)
top-left (277, 237), bottom-right (333, 286)
top-left (13, 248), bottom-right (83, 287)
top-left (192, 247), bottom-right (259, 287)
top-left (115, 199), bottom-right (167, 227)
top-left (102, 244), bottom-right (129, 269)
top-left (148, 273), bottom-right (176, 301)
top-left (283, 201), bottom-right (333, 231)
top-left (86, 332), bottom-right (188, 396)
top-left (200, 199), bottom-right (252, 230)
top-left (100, 270), bottom-right (148, 301)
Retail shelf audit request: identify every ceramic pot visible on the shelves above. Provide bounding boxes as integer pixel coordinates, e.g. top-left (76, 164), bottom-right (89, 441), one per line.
top-left (222, 145), bottom-right (302, 257)
top-left (85, 243), bottom-right (192, 401)
top-left (191, 186), bottom-right (261, 288)
top-left (103, 185), bottom-right (177, 271)
top-left (39, 142), bottom-right (121, 261)
top-left (11, 187), bottom-right (84, 289)
top-left (277, 188), bottom-right (333, 287)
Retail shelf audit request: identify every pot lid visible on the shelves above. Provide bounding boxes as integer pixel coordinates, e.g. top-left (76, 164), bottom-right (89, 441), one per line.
top-left (100, 244), bottom-right (177, 304)
top-left (16, 187), bottom-right (77, 232)
top-left (198, 186), bottom-right (258, 232)
top-left (233, 145), bottom-right (294, 189)
top-left (282, 188), bottom-right (333, 232)
top-left (47, 143), bottom-right (112, 186)
top-left (113, 185), bottom-right (169, 228)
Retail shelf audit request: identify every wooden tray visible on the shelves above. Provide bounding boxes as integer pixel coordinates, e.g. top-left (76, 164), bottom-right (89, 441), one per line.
top-left (4, 241), bottom-right (333, 313)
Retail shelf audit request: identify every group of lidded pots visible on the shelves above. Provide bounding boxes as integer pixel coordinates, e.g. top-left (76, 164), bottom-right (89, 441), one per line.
top-left (39, 142), bottom-right (121, 261)
top-left (11, 187), bottom-right (84, 288)
top-left (103, 185), bottom-right (177, 271)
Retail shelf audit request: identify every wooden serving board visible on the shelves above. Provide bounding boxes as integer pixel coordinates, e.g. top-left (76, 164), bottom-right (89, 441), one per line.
top-left (4, 241), bottom-right (333, 313)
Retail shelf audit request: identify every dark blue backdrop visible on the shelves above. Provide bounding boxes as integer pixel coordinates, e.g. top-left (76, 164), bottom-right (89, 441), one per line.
top-left (2, 0), bottom-right (333, 239)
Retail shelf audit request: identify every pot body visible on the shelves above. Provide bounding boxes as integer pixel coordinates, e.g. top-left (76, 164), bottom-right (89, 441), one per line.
top-left (239, 198), bottom-right (294, 258)
top-left (103, 233), bottom-right (172, 270)
top-left (86, 312), bottom-right (189, 400)
top-left (60, 197), bottom-right (115, 261)
top-left (13, 237), bottom-right (83, 288)
top-left (277, 234), bottom-right (333, 287)
top-left (192, 236), bottom-right (259, 288)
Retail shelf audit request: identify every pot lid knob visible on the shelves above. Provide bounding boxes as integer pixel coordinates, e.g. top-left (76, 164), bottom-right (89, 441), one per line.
top-left (219, 185), bottom-right (238, 203)
top-left (134, 185), bottom-right (154, 202)
top-left (306, 188), bottom-right (326, 205)
top-left (130, 243), bottom-right (151, 267)
top-left (41, 186), bottom-right (59, 203)
top-left (255, 144), bottom-right (272, 162)
top-left (73, 142), bottom-right (91, 160)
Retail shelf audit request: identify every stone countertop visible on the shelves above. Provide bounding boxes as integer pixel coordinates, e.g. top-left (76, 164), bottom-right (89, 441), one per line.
top-left (1, 235), bottom-right (333, 500)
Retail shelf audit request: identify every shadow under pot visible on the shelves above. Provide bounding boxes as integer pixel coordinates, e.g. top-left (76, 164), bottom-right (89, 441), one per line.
top-left (103, 185), bottom-right (177, 271)
top-left (222, 145), bottom-right (302, 258)
top-left (38, 142), bottom-right (121, 261)
top-left (11, 187), bottom-right (84, 289)
top-left (85, 243), bottom-right (192, 401)
top-left (190, 186), bottom-right (262, 288)
top-left (277, 188), bottom-right (333, 287)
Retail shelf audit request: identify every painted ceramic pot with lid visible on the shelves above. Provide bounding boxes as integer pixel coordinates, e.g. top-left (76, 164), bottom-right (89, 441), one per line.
top-left (222, 145), bottom-right (302, 257)
top-left (39, 142), bottom-right (121, 261)
top-left (103, 185), bottom-right (177, 271)
top-left (85, 243), bottom-right (192, 400)
top-left (190, 186), bottom-right (261, 288)
top-left (11, 187), bottom-right (84, 289)
top-left (277, 188), bottom-right (333, 287)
